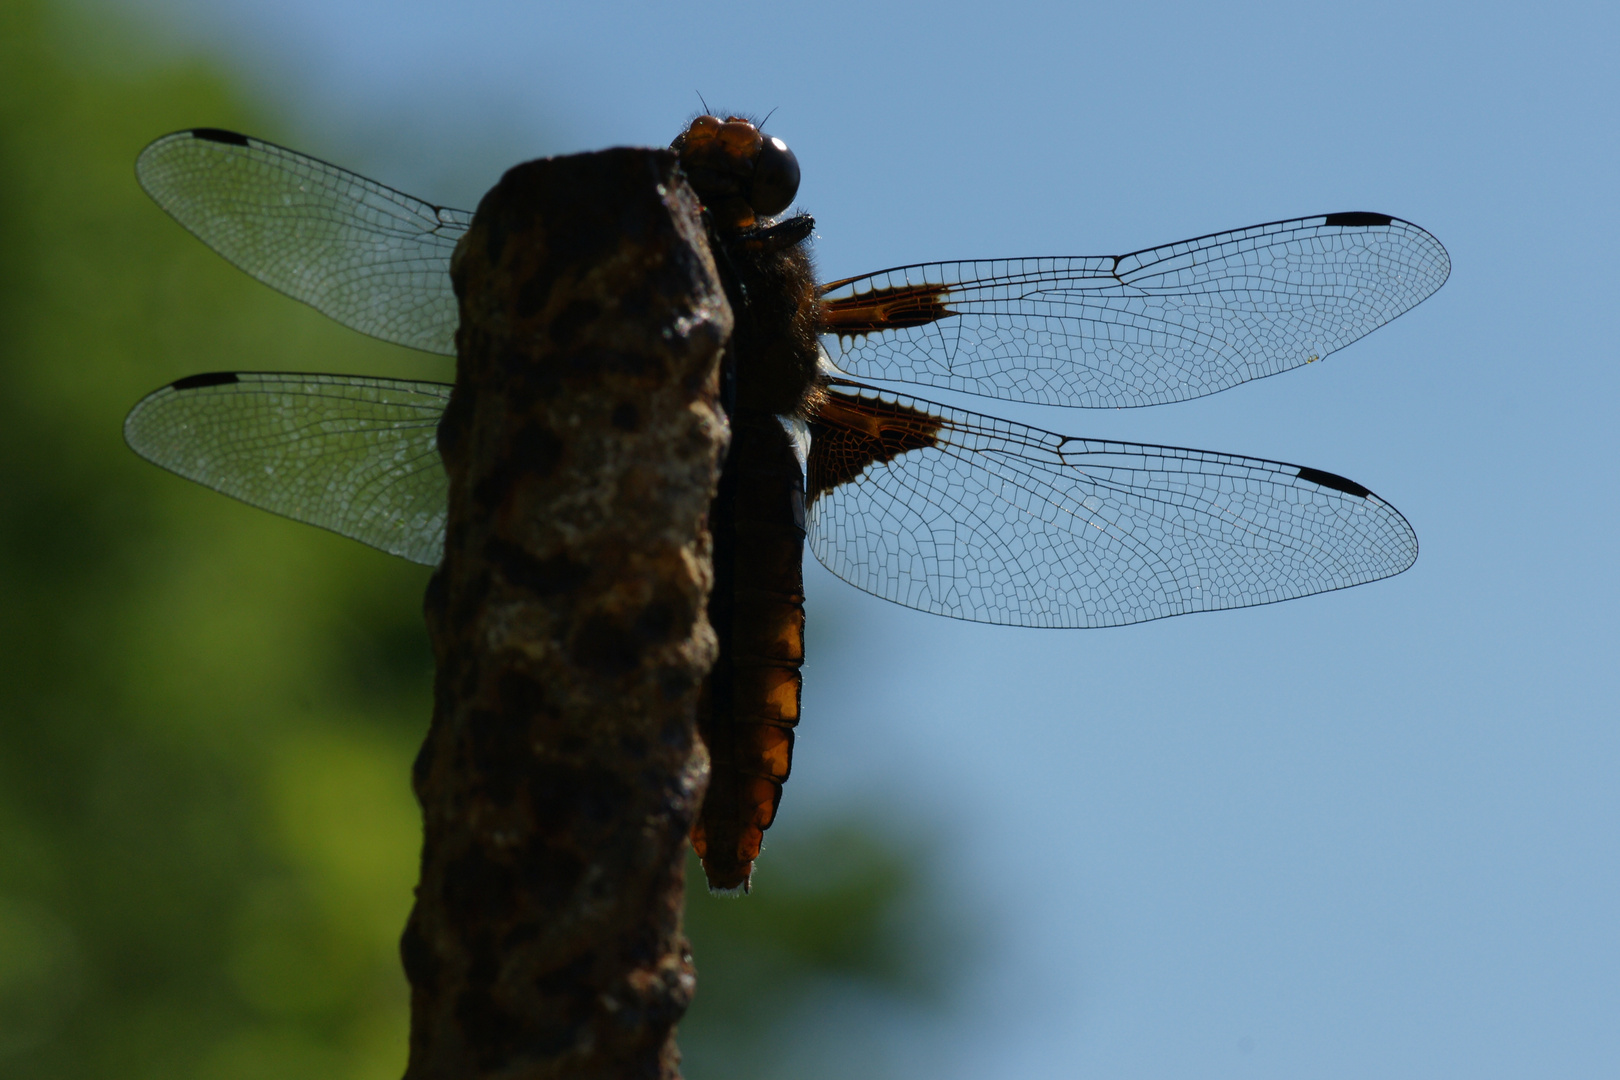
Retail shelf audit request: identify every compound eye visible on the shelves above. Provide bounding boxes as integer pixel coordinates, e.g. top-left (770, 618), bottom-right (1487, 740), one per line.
top-left (750, 135), bottom-right (800, 217)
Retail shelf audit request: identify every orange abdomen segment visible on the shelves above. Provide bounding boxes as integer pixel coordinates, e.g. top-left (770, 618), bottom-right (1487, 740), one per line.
top-left (692, 413), bottom-right (806, 892)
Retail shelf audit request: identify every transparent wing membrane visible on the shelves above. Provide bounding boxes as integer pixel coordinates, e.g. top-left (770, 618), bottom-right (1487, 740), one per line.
top-left (818, 213), bottom-right (1449, 408)
top-left (124, 372), bottom-right (450, 565)
top-left (135, 139), bottom-right (1445, 410)
top-left (124, 374), bottom-right (1415, 627)
top-left (129, 131), bottom-right (1438, 621)
top-left (806, 382), bottom-right (1417, 627)
top-left (136, 129), bottom-right (470, 354)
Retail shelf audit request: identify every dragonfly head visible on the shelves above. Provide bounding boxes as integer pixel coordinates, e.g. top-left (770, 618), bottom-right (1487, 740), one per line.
top-left (673, 114), bottom-right (800, 232)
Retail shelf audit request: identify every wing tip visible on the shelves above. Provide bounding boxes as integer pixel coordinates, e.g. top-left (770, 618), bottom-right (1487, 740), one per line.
top-left (1322, 211), bottom-right (1395, 228)
top-left (169, 371), bottom-right (241, 391)
top-left (1296, 465), bottom-right (1372, 498)
top-left (187, 127), bottom-right (251, 147)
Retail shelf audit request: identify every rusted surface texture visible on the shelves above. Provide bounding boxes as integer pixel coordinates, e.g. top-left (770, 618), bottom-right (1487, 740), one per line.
top-left (403, 147), bottom-right (731, 1080)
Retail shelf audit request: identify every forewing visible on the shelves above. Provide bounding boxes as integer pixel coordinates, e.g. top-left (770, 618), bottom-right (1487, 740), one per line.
top-left (137, 129), bottom-right (471, 355)
top-left (124, 372), bottom-right (450, 565)
top-left (806, 381), bottom-right (1417, 627)
top-left (819, 213), bottom-right (1449, 408)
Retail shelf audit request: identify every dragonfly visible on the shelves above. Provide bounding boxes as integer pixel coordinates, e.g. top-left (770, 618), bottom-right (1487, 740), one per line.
top-left (124, 121), bottom-right (1449, 890)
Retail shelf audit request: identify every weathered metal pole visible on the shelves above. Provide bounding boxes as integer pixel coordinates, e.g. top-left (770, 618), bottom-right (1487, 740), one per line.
top-left (401, 147), bottom-right (732, 1079)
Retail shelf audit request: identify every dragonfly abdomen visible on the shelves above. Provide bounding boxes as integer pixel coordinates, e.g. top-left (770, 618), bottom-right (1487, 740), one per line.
top-left (692, 412), bottom-right (806, 892)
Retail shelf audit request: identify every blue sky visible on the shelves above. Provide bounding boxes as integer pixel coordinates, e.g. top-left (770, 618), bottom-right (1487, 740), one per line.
top-left (115, 0), bottom-right (1620, 1075)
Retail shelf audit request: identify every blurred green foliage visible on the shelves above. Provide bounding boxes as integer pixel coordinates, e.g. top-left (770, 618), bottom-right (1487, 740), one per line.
top-left (0, 3), bottom-right (957, 1077)
top-left (683, 823), bottom-right (961, 1079)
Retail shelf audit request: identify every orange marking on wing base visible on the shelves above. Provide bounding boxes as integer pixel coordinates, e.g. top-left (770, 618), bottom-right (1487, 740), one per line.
top-left (818, 282), bottom-right (953, 334)
top-left (807, 390), bottom-right (945, 502)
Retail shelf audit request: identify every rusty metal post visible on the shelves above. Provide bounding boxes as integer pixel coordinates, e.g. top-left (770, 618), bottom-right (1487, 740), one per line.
top-left (401, 147), bottom-right (731, 1079)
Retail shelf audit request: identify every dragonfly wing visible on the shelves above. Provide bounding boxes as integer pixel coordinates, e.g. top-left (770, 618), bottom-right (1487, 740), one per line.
top-left (137, 129), bottom-right (471, 355)
top-left (805, 381), bottom-right (1417, 627)
top-left (124, 372), bottom-right (450, 565)
top-left (819, 213), bottom-right (1449, 407)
